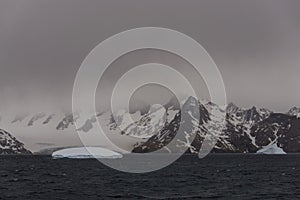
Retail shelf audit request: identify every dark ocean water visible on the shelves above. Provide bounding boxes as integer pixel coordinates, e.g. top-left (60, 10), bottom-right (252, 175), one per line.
top-left (0, 154), bottom-right (300, 200)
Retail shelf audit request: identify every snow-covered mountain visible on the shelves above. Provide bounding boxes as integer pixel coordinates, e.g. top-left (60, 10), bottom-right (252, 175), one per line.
top-left (288, 107), bottom-right (300, 118)
top-left (0, 111), bottom-right (81, 152)
top-left (108, 105), bottom-right (172, 139)
top-left (133, 96), bottom-right (203, 153)
top-left (1, 97), bottom-right (300, 154)
top-left (0, 109), bottom-right (163, 153)
top-left (133, 97), bottom-right (300, 153)
top-left (0, 129), bottom-right (31, 154)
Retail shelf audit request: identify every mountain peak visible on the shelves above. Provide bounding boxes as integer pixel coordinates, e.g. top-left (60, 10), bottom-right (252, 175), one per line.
top-left (226, 102), bottom-right (240, 113)
top-left (227, 102), bottom-right (237, 108)
top-left (250, 106), bottom-right (257, 110)
top-left (0, 129), bottom-right (32, 154)
top-left (181, 96), bottom-right (200, 113)
top-left (185, 96), bottom-right (198, 103)
top-left (288, 107), bottom-right (300, 117)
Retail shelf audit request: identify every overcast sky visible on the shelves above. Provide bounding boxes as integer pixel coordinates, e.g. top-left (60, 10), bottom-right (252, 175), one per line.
top-left (1, 0), bottom-right (300, 113)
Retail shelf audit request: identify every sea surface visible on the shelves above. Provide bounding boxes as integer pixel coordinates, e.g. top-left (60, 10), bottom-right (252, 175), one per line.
top-left (0, 154), bottom-right (299, 199)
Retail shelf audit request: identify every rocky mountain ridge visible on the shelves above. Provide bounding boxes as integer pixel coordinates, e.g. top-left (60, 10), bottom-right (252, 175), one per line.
top-left (133, 97), bottom-right (300, 153)
top-left (1, 98), bottom-right (300, 154)
top-left (0, 129), bottom-right (31, 154)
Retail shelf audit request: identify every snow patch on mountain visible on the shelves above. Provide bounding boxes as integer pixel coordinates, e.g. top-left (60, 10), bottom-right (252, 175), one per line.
top-left (111, 105), bottom-right (167, 139)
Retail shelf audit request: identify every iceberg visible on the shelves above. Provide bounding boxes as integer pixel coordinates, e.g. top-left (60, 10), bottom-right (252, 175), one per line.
top-left (256, 143), bottom-right (286, 155)
top-left (52, 147), bottom-right (123, 159)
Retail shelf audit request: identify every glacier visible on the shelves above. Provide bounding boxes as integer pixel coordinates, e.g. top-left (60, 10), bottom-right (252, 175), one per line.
top-left (52, 147), bottom-right (123, 159)
top-left (256, 143), bottom-right (286, 155)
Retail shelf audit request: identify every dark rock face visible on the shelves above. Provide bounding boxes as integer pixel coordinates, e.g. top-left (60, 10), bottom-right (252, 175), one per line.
top-left (0, 129), bottom-right (32, 154)
top-left (288, 107), bottom-right (300, 117)
top-left (133, 97), bottom-right (209, 153)
top-left (28, 113), bottom-right (46, 126)
top-left (251, 113), bottom-right (300, 153)
top-left (11, 114), bottom-right (28, 123)
top-left (56, 114), bottom-right (76, 130)
top-left (133, 97), bottom-right (300, 154)
top-left (132, 111), bottom-right (182, 153)
top-left (43, 114), bottom-right (55, 124)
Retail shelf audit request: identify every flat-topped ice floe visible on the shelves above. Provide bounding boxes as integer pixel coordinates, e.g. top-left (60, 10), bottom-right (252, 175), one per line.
top-left (256, 143), bottom-right (286, 155)
top-left (52, 147), bottom-right (123, 159)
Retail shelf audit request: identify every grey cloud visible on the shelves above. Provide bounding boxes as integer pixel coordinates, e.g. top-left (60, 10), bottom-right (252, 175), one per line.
top-left (0, 0), bottom-right (300, 112)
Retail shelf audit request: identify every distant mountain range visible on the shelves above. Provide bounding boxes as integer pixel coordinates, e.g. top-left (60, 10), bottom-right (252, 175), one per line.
top-left (1, 97), bottom-right (300, 154)
top-left (0, 111), bottom-right (80, 154)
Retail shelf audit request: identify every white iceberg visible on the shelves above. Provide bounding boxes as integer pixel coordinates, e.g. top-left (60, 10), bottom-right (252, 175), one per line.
top-left (52, 147), bottom-right (123, 159)
top-left (256, 143), bottom-right (286, 155)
